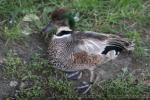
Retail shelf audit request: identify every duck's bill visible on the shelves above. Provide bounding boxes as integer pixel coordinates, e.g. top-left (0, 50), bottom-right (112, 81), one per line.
top-left (41, 22), bottom-right (54, 33)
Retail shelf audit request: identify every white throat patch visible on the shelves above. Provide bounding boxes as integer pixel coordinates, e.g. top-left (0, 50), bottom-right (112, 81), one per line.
top-left (53, 26), bottom-right (72, 39)
top-left (53, 34), bottom-right (71, 39)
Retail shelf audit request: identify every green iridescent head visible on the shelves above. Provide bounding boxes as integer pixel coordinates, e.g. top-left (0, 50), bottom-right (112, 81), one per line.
top-left (51, 8), bottom-right (75, 29)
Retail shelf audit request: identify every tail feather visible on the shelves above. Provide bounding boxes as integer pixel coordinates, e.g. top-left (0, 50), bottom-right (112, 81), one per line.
top-left (109, 42), bottom-right (125, 49)
top-left (108, 38), bottom-right (134, 50)
top-left (102, 38), bottom-right (134, 55)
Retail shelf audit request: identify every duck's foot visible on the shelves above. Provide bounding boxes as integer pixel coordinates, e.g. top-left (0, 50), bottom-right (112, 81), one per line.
top-left (65, 71), bottom-right (82, 80)
top-left (75, 81), bottom-right (93, 94)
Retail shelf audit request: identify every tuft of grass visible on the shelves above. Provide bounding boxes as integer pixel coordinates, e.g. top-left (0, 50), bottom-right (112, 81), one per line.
top-left (72, 0), bottom-right (100, 11)
top-left (103, 75), bottom-right (145, 96)
top-left (4, 52), bottom-right (75, 99)
top-left (16, 81), bottom-right (45, 100)
top-left (125, 31), bottom-right (148, 58)
top-left (48, 77), bottom-right (75, 96)
top-left (4, 51), bottom-right (25, 79)
top-left (71, 0), bottom-right (147, 32)
top-left (3, 25), bottom-right (23, 41)
top-left (93, 72), bottom-right (149, 99)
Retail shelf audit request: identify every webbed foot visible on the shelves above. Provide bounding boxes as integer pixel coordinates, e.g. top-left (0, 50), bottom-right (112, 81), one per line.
top-left (65, 71), bottom-right (82, 80)
top-left (75, 81), bottom-right (93, 94)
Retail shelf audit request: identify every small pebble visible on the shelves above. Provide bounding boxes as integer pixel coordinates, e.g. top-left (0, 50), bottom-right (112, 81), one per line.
top-left (9, 81), bottom-right (18, 87)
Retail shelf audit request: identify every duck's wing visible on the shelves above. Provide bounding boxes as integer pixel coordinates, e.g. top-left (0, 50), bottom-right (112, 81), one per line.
top-left (73, 31), bottom-right (113, 41)
top-left (73, 31), bottom-right (134, 52)
top-left (68, 31), bottom-right (134, 68)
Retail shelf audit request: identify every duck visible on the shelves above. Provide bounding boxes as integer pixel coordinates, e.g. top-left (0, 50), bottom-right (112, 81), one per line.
top-left (42, 8), bottom-right (135, 94)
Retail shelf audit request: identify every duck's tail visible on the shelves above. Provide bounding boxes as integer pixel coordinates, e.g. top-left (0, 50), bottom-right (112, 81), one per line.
top-left (109, 38), bottom-right (134, 50)
top-left (102, 38), bottom-right (135, 55)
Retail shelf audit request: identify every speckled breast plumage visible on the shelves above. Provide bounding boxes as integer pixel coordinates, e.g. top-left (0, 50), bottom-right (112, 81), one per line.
top-left (48, 35), bottom-right (77, 71)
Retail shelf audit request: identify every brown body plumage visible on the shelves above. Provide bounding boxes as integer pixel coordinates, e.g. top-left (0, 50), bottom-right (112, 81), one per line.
top-left (48, 31), bottom-right (134, 71)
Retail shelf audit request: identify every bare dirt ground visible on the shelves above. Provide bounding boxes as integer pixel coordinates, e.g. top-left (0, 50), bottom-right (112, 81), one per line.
top-left (0, 31), bottom-right (150, 99)
top-left (0, 34), bottom-right (47, 99)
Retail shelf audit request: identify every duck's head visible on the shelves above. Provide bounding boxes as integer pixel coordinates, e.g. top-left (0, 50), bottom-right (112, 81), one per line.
top-left (42, 8), bottom-right (75, 36)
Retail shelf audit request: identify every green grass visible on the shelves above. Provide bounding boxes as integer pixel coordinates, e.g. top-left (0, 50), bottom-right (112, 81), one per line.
top-left (4, 51), bottom-right (76, 99)
top-left (4, 52), bottom-right (149, 99)
top-left (3, 25), bottom-right (23, 41)
top-left (0, 0), bottom-right (149, 56)
top-left (102, 73), bottom-right (146, 96)
top-left (0, 0), bottom-right (150, 99)
top-left (93, 72), bottom-right (148, 99)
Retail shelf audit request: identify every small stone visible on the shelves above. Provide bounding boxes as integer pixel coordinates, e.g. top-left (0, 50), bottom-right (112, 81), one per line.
top-left (0, 58), bottom-right (3, 64)
top-left (23, 14), bottom-right (40, 22)
top-left (121, 67), bottom-right (128, 73)
top-left (9, 81), bottom-right (18, 87)
top-left (144, 80), bottom-right (150, 86)
top-left (20, 82), bottom-right (26, 89)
